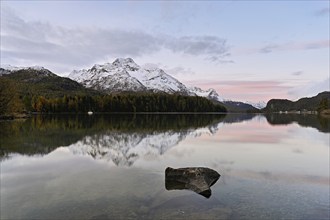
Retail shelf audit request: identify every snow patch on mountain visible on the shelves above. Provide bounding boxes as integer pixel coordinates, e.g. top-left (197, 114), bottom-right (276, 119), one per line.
top-left (1, 64), bottom-right (47, 72)
top-left (0, 64), bottom-right (54, 76)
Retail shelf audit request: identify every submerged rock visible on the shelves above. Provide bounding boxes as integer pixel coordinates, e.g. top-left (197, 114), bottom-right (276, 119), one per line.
top-left (165, 167), bottom-right (220, 198)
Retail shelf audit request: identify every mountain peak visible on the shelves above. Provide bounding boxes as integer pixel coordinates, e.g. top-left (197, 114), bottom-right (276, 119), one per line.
top-left (112, 58), bottom-right (139, 70)
top-left (113, 57), bottom-right (135, 64)
top-left (189, 86), bottom-right (222, 101)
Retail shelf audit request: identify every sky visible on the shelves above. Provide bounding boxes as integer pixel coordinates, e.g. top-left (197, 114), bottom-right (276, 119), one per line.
top-left (1, 1), bottom-right (329, 102)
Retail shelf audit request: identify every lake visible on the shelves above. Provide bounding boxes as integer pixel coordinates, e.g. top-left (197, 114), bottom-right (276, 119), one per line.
top-left (0, 113), bottom-right (329, 219)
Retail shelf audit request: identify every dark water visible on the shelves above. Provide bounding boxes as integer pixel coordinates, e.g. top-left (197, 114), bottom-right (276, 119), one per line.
top-left (1, 114), bottom-right (329, 219)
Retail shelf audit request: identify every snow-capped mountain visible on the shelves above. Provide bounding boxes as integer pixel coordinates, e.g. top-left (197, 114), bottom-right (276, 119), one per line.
top-left (68, 58), bottom-right (222, 101)
top-left (0, 64), bottom-right (55, 77)
top-left (189, 86), bottom-right (222, 101)
top-left (1, 64), bottom-right (47, 72)
top-left (246, 101), bottom-right (267, 109)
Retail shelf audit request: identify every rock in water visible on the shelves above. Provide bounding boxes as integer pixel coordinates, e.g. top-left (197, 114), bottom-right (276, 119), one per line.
top-left (165, 167), bottom-right (220, 198)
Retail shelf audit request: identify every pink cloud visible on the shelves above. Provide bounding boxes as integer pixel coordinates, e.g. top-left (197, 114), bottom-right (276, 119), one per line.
top-left (185, 80), bottom-right (295, 102)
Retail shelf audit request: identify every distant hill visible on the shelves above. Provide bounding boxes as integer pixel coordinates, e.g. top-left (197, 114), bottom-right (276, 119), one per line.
top-left (0, 67), bottom-right (102, 116)
top-left (221, 100), bottom-right (260, 113)
top-left (264, 91), bottom-right (330, 112)
top-left (0, 67), bottom-right (100, 97)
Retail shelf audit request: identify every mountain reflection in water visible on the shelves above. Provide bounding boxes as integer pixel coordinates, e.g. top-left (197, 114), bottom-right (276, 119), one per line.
top-left (1, 113), bottom-right (328, 165)
top-left (0, 114), bottom-right (225, 165)
top-left (70, 130), bottom-right (196, 166)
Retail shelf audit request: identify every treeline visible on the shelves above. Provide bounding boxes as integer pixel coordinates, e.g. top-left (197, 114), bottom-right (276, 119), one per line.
top-left (15, 94), bottom-right (227, 113)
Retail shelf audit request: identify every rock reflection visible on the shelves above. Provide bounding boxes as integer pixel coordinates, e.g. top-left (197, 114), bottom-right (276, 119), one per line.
top-left (165, 167), bottom-right (220, 198)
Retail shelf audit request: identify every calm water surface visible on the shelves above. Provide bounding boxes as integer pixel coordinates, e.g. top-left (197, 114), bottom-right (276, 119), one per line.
top-left (0, 114), bottom-right (329, 219)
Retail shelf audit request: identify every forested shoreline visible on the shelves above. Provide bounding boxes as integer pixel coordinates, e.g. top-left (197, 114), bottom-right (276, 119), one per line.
top-left (0, 93), bottom-right (227, 116)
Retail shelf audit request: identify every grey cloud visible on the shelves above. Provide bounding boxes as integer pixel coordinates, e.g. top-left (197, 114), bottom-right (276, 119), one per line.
top-left (1, 8), bottom-right (230, 73)
top-left (259, 44), bottom-right (278, 54)
top-left (164, 66), bottom-right (195, 76)
top-left (69, 28), bottom-right (161, 57)
top-left (288, 77), bottom-right (330, 98)
top-left (164, 36), bottom-right (229, 57)
top-left (2, 35), bottom-right (61, 53)
top-left (257, 40), bottom-right (329, 54)
top-left (141, 63), bottom-right (195, 76)
top-left (314, 7), bottom-right (330, 16)
top-left (206, 55), bottom-right (234, 64)
top-left (292, 71), bottom-right (303, 76)
top-left (303, 41), bottom-right (330, 50)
